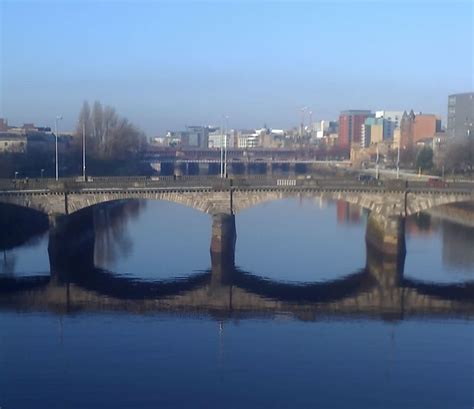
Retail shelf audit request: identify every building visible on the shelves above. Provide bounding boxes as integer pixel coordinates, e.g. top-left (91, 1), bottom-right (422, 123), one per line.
top-left (0, 118), bottom-right (8, 132)
top-left (186, 126), bottom-right (211, 148)
top-left (447, 92), bottom-right (474, 140)
top-left (361, 117), bottom-right (385, 147)
top-left (338, 110), bottom-right (373, 149)
top-left (0, 133), bottom-right (27, 153)
top-left (375, 110), bottom-right (404, 139)
top-left (165, 125), bottom-right (215, 148)
top-left (208, 129), bottom-right (235, 149)
top-left (400, 111), bottom-right (441, 148)
top-left (237, 130), bottom-right (260, 148)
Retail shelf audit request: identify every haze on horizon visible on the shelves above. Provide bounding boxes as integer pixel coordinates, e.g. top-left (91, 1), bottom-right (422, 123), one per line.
top-left (1, 0), bottom-right (472, 136)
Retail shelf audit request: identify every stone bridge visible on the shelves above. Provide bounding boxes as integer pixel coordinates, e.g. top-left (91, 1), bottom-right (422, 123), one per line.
top-left (0, 177), bottom-right (473, 255)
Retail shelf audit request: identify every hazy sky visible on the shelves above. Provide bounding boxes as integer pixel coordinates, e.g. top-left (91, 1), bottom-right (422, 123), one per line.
top-left (1, 0), bottom-right (472, 135)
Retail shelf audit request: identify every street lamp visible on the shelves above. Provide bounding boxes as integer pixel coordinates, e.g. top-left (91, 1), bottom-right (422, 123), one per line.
top-left (14, 171), bottom-right (18, 181)
top-left (396, 142), bottom-right (400, 179)
top-left (41, 168), bottom-right (45, 179)
top-left (55, 115), bottom-right (63, 181)
top-left (224, 115), bottom-right (229, 178)
top-left (220, 117), bottom-right (224, 178)
top-left (82, 121), bottom-right (86, 181)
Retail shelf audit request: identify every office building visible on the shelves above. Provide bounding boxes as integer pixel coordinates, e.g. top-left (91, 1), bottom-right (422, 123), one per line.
top-left (338, 110), bottom-right (373, 149)
top-left (447, 92), bottom-right (474, 140)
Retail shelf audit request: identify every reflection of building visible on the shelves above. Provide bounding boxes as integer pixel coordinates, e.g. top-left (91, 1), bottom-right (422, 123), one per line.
top-left (441, 220), bottom-right (474, 270)
top-left (405, 213), bottom-right (439, 236)
top-left (336, 200), bottom-right (363, 224)
top-left (447, 92), bottom-right (474, 140)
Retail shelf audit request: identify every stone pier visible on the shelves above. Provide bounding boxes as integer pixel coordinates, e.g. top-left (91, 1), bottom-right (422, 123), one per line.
top-left (48, 209), bottom-right (96, 282)
top-left (210, 213), bottom-right (236, 287)
top-left (365, 212), bottom-right (406, 257)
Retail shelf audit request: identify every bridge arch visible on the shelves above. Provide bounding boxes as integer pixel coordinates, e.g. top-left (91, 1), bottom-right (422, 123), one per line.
top-left (405, 193), bottom-right (474, 216)
top-left (66, 189), bottom-right (233, 215)
top-left (231, 189), bottom-right (391, 215)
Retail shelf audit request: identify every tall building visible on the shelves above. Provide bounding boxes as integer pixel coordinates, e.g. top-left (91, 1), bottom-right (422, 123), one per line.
top-left (361, 117), bottom-right (384, 147)
top-left (0, 118), bottom-right (8, 132)
top-left (375, 110), bottom-right (404, 140)
top-left (338, 110), bottom-right (373, 149)
top-left (447, 92), bottom-right (474, 140)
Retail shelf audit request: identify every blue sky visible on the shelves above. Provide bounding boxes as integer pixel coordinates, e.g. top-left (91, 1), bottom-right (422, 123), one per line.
top-left (1, 0), bottom-right (472, 135)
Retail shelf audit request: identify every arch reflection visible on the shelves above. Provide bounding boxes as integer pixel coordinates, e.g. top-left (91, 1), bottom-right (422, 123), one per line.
top-left (1, 210), bottom-right (473, 320)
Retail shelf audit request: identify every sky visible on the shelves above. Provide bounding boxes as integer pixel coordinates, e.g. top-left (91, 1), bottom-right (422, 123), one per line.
top-left (1, 0), bottom-right (473, 135)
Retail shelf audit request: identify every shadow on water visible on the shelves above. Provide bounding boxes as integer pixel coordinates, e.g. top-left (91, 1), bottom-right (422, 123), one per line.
top-left (0, 204), bottom-right (473, 320)
top-left (0, 203), bottom-right (49, 251)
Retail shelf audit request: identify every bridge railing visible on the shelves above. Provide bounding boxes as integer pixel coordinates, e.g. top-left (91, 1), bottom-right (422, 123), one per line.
top-left (0, 176), bottom-right (472, 192)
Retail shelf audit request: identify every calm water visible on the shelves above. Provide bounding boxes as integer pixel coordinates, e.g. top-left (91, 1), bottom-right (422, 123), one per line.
top-left (1, 199), bottom-right (473, 409)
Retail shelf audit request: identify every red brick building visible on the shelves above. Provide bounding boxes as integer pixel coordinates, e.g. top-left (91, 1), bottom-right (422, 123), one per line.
top-left (338, 110), bottom-right (372, 149)
top-left (400, 110), bottom-right (441, 148)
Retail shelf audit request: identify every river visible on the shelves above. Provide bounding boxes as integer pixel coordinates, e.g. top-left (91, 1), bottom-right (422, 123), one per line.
top-left (0, 199), bottom-right (473, 409)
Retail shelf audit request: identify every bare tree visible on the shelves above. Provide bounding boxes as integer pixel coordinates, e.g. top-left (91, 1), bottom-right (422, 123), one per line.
top-left (92, 101), bottom-right (104, 144)
top-left (76, 100), bottom-right (146, 160)
top-left (76, 100), bottom-right (92, 137)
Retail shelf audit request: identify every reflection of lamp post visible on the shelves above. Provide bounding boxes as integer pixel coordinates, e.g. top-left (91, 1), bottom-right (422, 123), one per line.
top-left (55, 115), bottom-right (63, 181)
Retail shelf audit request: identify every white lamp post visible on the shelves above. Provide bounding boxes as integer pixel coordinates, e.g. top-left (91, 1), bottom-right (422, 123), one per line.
top-left (55, 115), bottom-right (63, 180)
top-left (82, 122), bottom-right (86, 181)
top-left (224, 115), bottom-right (229, 178)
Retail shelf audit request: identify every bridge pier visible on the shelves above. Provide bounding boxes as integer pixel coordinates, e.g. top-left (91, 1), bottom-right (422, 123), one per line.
top-left (366, 212), bottom-right (406, 257)
top-left (266, 162), bottom-right (273, 176)
top-left (289, 162), bottom-right (296, 177)
top-left (198, 163), bottom-right (209, 176)
top-left (48, 209), bottom-right (95, 282)
top-left (210, 213), bottom-right (236, 287)
top-left (365, 241), bottom-right (406, 319)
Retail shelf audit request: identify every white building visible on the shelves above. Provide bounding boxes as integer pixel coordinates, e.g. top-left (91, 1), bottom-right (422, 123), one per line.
top-left (208, 129), bottom-right (235, 149)
top-left (237, 130), bottom-right (259, 148)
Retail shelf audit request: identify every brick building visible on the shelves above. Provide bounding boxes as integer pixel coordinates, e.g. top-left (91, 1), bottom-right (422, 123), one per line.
top-left (338, 110), bottom-right (373, 149)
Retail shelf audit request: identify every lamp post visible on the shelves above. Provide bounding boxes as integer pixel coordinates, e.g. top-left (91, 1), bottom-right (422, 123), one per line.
top-left (224, 115), bottom-right (229, 178)
top-left (14, 171), bottom-right (18, 181)
top-left (55, 115), bottom-right (63, 181)
top-left (375, 145), bottom-right (380, 180)
top-left (41, 169), bottom-right (45, 179)
top-left (220, 117), bottom-right (224, 178)
top-left (82, 122), bottom-right (86, 181)
top-left (396, 142), bottom-right (400, 179)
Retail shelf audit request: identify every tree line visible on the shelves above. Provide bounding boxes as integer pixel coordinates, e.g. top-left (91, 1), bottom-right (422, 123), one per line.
top-left (75, 101), bottom-right (147, 160)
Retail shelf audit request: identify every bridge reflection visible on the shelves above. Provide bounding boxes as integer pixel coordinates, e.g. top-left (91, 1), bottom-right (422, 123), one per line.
top-left (0, 211), bottom-right (473, 321)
